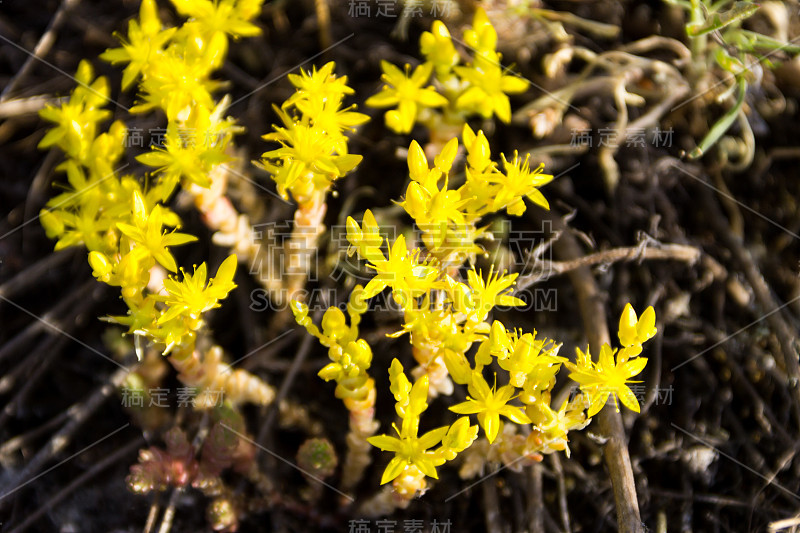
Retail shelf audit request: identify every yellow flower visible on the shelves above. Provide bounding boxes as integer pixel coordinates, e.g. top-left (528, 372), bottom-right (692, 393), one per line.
top-left (38, 61), bottom-right (111, 161)
top-left (453, 9), bottom-right (528, 123)
top-left (365, 61), bottom-right (448, 134)
top-left (284, 61), bottom-right (355, 109)
top-left (260, 107), bottom-right (362, 201)
top-left (100, 0), bottom-right (176, 89)
top-left (282, 63), bottom-right (369, 154)
top-left (172, 0), bottom-right (262, 39)
top-left (156, 254), bottom-right (238, 324)
top-left (107, 294), bottom-right (161, 338)
top-left (368, 421), bottom-right (449, 484)
top-left (171, 0), bottom-right (262, 68)
top-left (41, 197), bottom-right (112, 253)
top-left (345, 209), bottom-right (385, 263)
top-left (525, 396), bottom-right (589, 456)
top-left (136, 122), bottom-right (229, 190)
top-left (400, 139), bottom-right (473, 250)
top-left (493, 152), bottom-right (553, 215)
top-left (130, 51), bottom-right (220, 119)
top-left (148, 255), bottom-right (237, 352)
top-left (296, 99), bottom-right (369, 154)
top-left (420, 20), bottom-right (459, 78)
top-left (466, 266), bottom-right (526, 321)
top-left (437, 417), bottom-right (479, 461)
top-left (117, 191), bottom-right (197, 272)
top-left (370, 362), bottom-right (478, 483)
top-left (463, 7), bottom-right (497, 55)
top-left (363, 234), bottom-right (440, 305)
top-left (450, 372), bottom-right (531, 443)
top-left (454, 57), bottom-right (529, 123)
top-left (497, 332), bottom-right (563, 388)
top-left (369, 366), bottom-right (448, 483)
top-left (565, 344), bottom-right (648, 417)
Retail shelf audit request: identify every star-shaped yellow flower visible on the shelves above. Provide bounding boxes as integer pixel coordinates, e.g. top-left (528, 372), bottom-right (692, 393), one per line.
top-left (565, 344), bottom-right (648, 417)
top-left (117, 191), bottom-right (197, 272)
top-left (100, 0), bottom-right (176, 89)
top-left (363, 234), bottom-right (440, 305)
top-left (450, 372), bottom-right (531, 443)
top-left (365, 61), bottom-right (448, 134)
top-left (368, 423), bottom-right (449, 484)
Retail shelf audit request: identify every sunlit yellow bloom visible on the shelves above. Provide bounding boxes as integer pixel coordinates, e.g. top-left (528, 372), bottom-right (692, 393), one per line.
top-left (366, 61), bottom-right (448, 133)
top-left (117, 191), bottom-right (197, 272)
top-left (100, 0), bottom-right (176, 89)
top-left (450, 372), bottom-right (531, 443)
top-left (565, 344), bottom-right (648, 417)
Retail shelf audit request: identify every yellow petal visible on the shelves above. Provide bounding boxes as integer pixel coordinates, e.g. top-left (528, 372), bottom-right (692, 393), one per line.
top-left (617, 385), bottom-right (641, 413)
top-left (484, 413), bottom-right (500, 443)
top-left (367, 435), bottom-right (404, 453)
top-left (636, 306), bottom-right (657, 343)
top-left (586, 390), bottom-right (609, 417)
top-left (618, 303), bottom-right (639, 347)
top-left (500, 75), bottom-right (529, 94)
top-left (380, 456), bottom-right (407, 485)
top-left (434, 137), bottom-right (459, 174)
top-left (365, 90), bottom-right (399, 108)
top-left (408, 140), bottom-right (429, 181)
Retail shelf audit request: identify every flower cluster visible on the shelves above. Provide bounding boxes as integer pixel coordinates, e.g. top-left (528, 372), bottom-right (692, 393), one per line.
top-left (257, 61), bottom-right (368, 304)
top-left (367, 359), bottom-right (478, 485)
top-left (38, 0), bottom-right (273, 407)
top-left (40, 0), bottom-right (261, 356)
top-left (339, 134), bottom-right (655, 496)
top-left (37, 0), bottom-right (662, 507)
top-left (38, 61), bottom-right (112, 163)
top-left (104, 0), bottom-right (246, 194)
top-left (259, 61), bottom-right (368, 207)
top-left (565, 304), bottom-right (657, 417)
top-left (367, 8), bottom-right (529, 138)
top-left (398, 126), bottom-right (553, 270)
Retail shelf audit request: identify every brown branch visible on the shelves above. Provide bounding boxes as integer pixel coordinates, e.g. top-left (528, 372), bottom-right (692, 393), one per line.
top-left (482, 477), bottom-right (505, 533)
top-left (551, 453), bottom-right (572, 533)
top-left (527, 462), bottom-right (545, 533)
top-left (517, 242), bottom-right (701, 291)
top-left (0, 95), bottom-right (60, 118)
top-left (545, 212), bottom-right (645, 533)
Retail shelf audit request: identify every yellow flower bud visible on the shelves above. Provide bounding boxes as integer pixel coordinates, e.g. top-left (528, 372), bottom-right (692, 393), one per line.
top-left (318, 362), bottom-right (342, 382)
top-left (434, 137), bottom-right (458, 174)
top-left (321, 306), bottom-right (347, 340)
top-left (442, 349), bottom-right (471, 385)
top-left (88, 251), bottom-right (114, 282)
top-left (408, 140), bottom-right (429, 182)
top-left (346, 339), bottom-right (372, 367)
top-left (403, 181), bottom-right (429, 221)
